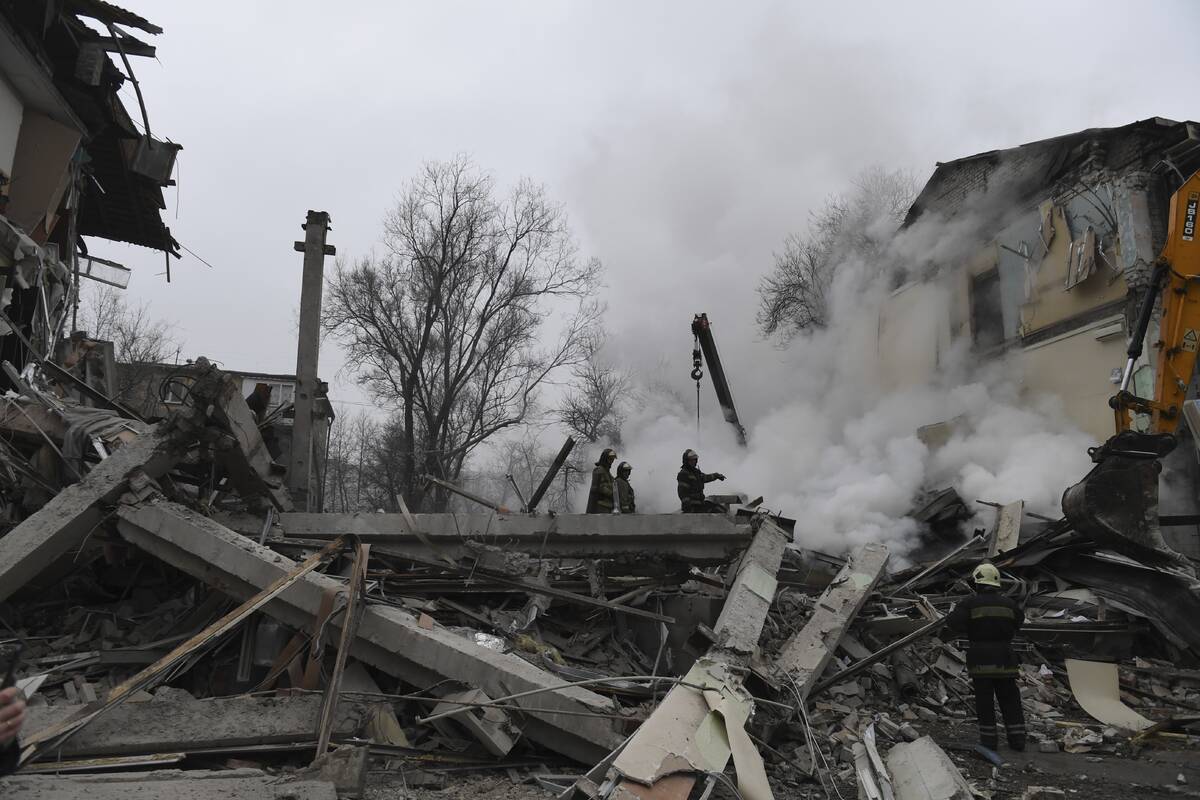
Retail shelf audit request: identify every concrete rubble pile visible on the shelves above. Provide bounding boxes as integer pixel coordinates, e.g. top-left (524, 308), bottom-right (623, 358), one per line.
top-left (0, 362), bottom-right (1197, 798)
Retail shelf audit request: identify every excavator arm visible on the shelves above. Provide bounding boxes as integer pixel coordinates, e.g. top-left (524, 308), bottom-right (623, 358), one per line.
top-left (1062, 170), bottom-right (1200, 569)
top-left (1111, 170), bottom-right (1200, 433)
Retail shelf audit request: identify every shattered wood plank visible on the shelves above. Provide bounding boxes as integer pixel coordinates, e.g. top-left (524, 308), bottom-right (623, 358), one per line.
top-left (224, 511), bottom-right (753, 564)
top-left (582, 517), bottom-right (790, 800)
top-left (315, 542), bottom-right (370, 755)
top-left (116, 498), bottom-right (625, 764)
top-left (775, 542), bottom-right (889, 701)
top-left (20, 536), bottom-right (347, 763)
top-left (22, 694), bottom-right (369, 758)
top-left (0, 424), bottom-right (178, 602)
top-left (0, 769), bottom-right (337, 800)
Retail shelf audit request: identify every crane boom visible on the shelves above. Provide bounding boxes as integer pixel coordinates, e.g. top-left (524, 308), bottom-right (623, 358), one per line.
top-left (691, 313), bottom-right (748, 446)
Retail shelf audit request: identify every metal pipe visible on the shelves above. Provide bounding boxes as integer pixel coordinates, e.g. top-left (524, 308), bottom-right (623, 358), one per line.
top-left (809, 616), bottom-right (948, 698)
top-left (527, 437), bottom-right (574, 512)
top-left (423, 474), bottom-right (506, 513)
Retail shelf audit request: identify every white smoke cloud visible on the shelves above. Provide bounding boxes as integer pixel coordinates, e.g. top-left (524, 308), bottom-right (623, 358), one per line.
top-left (589, 202), bottom-right (1096, 563)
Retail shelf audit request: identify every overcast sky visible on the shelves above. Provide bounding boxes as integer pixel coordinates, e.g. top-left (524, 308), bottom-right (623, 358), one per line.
top-left (99, 0), bottom-right (1198, 424)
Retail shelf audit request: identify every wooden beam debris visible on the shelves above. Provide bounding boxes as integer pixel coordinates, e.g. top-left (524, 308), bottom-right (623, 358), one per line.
top-left (314, 541), bottom-right (370, 756)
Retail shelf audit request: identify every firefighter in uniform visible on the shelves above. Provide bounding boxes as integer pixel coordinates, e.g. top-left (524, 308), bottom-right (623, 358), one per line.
top-left (586, 448), bottom-right (617, 514)
top-left (947, 562), bottom-right (1026, 751)
top-left (615, 462), bottom-right (636, 513)
top-left (676, 449), bottom-right (726, 513)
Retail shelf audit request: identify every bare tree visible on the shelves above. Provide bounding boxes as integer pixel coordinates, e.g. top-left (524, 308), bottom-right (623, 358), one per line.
top-left (79, 284), bottom-right (178, 400)
top-left (758, 166), bottom-right (917, 341)
top-left (467, 433), bottom-right (583, 513)
top-left (324, 157), bottom-right (600, 511)
top-left (322, 409), bottom-right (380, 513)
top-left (556, 333), bottom-right (630, 445)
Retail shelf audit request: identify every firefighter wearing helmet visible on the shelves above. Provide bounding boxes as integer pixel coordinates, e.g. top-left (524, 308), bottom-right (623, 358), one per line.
top-left (945, 562), bottom-right (1026, 751)
top-left (615, 462), bottom-right (636, 514)
top-left (586, 448), bottom-right (618, 513)
top-left (676, 449), bottom-right (726, 513)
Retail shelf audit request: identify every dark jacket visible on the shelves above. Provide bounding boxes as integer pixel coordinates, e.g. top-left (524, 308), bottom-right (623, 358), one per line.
top-left (587, 464), bottom-right (615, 513)
top-left (615, 477), bottom-right (635, 513)
top-left (677, 465), bottom-right (718, 512)
top-left (0, 740), bottom-right (17, 776)
top-left (947, 590), bottom-right (1024, 677)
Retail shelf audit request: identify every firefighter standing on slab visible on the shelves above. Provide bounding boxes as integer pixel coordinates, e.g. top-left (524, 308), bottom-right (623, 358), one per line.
top-left (615, 462), bottom-right (635, 513)
top-left (676, 449), bottom-right (726, 513)
top-left (946, 562), bottom-right (1026, 751)
top-left (586, 448), bottom-right (617, 513)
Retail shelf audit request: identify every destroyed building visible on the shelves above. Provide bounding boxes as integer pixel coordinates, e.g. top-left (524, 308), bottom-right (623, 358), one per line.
top-left (1, 14), bottom-right (1200, 795)
top-left (0, 0), bottom-right (180, 379)
top-left (880, 117), bottom-right (1200, 443)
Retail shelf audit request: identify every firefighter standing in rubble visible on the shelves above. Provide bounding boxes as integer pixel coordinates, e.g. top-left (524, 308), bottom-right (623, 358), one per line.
top-left (676, 449), bottom-right (726, 513)
top-left (615, 462), bottom-right (636, 513)
top-left (586, 448), bottom-right (617, 513)
top-left (946, 562), bottom-right (1026, 752)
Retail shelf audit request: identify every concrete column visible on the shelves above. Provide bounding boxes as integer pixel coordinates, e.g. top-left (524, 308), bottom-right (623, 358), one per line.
top-left (289, 211), bottom-right (334, 510)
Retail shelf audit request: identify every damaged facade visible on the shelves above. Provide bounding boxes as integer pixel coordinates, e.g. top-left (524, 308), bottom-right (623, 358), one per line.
top-left (880, 117), bottom-right (1200, 443)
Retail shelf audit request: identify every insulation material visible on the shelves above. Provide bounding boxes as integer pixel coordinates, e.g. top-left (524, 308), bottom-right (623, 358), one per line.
top-left (611, 659), bottom-right (772, 800)
top-left (1064, 658), bottom-right (1152, 731)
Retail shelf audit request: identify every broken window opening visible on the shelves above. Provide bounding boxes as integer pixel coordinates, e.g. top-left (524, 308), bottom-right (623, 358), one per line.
top-left (970, 269), bottom-right (1004, 350)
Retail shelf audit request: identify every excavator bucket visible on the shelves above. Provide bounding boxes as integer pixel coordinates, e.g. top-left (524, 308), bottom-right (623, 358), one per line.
top-left (1061, 430), bottom-right (1193, 572)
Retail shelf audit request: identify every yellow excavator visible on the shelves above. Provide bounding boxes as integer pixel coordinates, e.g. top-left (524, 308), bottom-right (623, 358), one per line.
top-left (1062, 170), bottom-right (1200, 564)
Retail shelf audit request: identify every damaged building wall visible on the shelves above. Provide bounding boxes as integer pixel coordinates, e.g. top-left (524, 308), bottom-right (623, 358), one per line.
top-left (880, 117), bottom-right (1200, 444)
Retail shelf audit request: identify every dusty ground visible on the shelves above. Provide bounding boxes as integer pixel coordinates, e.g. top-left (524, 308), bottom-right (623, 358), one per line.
top-left (362, 725), bottom-right (1200, 800)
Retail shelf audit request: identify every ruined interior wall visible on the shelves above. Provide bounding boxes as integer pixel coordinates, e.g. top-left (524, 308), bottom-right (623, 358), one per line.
top-left (1017, 197), bottom-right (1128, 336)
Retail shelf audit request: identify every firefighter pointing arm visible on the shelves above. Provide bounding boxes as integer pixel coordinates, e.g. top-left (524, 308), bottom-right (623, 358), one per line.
top-left (676, 449), bottom-right (726, 513)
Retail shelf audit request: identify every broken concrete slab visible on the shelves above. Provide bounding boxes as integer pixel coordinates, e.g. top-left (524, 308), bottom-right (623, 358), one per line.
top-left (224, 511), bottom-right (753, 564)
top-left (22, 693), bottom-right (369, 758)
top-left (711, 517), bottom-right (791, 655)
top-left (580, 516), bottom-right (789, 800)
top-left (0, 769), bottom-right (337, 800)
top-left (296, 746), bottom-right (369, 799)
top-left (174, 359), bottom-right (292, 511)
top-left (886, 736), bottom-right (972, 800)
top-left (774, 542), bottom-right (889, 700)
top-left (116, 497), bottom-right (624, 764)
top-left (989, 500), bottom-right (1023, 556)
top-left (430, 689), bottom-right (520, 756)
top-left (0, 424), bottom-right (179, 601)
